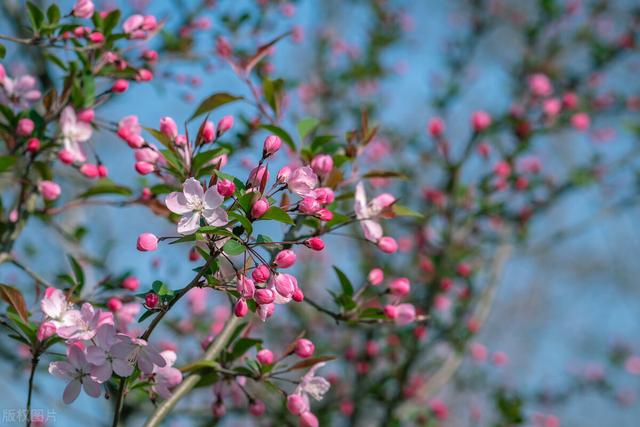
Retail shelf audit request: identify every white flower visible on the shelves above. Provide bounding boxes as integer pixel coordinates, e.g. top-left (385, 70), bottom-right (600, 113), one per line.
top-left (60, 107), bottom-right (92, 163)
top-left (49, 345), bottom-right (102, 404)
top-left (41, 287), bottom-right (73, 327)
top-left (354, 182), bottom-right (383, 242)
top-left (292, 362), bottom-right (331, 409)
top-left (56, 303), bottom-right (101, 341)
top-left (165, 177), bottom-right (228, 235)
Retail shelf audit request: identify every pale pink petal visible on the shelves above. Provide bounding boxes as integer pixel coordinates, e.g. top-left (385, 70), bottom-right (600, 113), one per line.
top-left (48, 361), bottom-right (74, 379)
top-left (202, 207), bottom-right (228, 227)
top-left (177, 212), bottom-right (200, 235)
top-left (67, 345), bottom-right (86, 369)
top-left (112, 359), bottom-right (134, 377)
top-left (82, 379), bottom-right (101, 397)
top-left (361, 219), bottom-right (383, 242)
top-left (165, 192), bottom-right (191, 214)
top-left (90, 362), bottom-right (112, 383)
top-left (85, 346), bottom-right (106, 365)
top-left (203, 187), bottom-right (223, 209)
top-left (63, 380), bottom-right (82, 404)
top-left (182, 178), bottom-right (204, 204)
top-left (354, 182), bottom-right (368, 219)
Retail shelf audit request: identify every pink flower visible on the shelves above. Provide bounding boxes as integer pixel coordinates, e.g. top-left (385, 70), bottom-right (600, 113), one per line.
top-left (236, 276), bottom-right (256, 299)
top-left (39, 180), bottom-right (61, 201)
top-left (310, 154), bottom-right (333, 176)
top-left (86, 324), bottom-right (134, 382)
top-left (256, 349), bottom-right (274, 365)
top-left (471, 110), bottom-right (492, 132)
top-left (111, 338), bottom-right (166, 375)
top-left (217, 179), bottom-right (235, 197)
top-left (59, 107), bottom-right (92, 163)
top-left (117, 115), bottom-right (144, 148)
top-left (368, 268), bottom-right (384, 285)
top-left (257, 303), bottom-right (275, 322)
top-left (528, 73), bottom-right (553, 97)
top-left (272, 273), bottom-right (298, 303)
top-left (274, 250), bottom-right (296, 268)
top-left (295, 339), bottom-right (315, 358)
top-left (160, 116), bottom-right (178, 140)
top-left (150, 350), bottom-right (182, 399)
top-left (428, 117), bottom-right (445, 137)
top-left (16, 118), bottom-right (34, 136)
top-left (0, 69), bottom-right (41, 108)
top-left (354, 182), bottom-right (383, 242)
top-left (395, 304), bottom-right (416, 325)
top-left (217, 115), bottom-right (234, 133)
top-left (56, 303), bottom-right (102, 340)
top-left (287, 362), bottom-right (330, 416)
top-left (255, 289), bottom-right (275, 305)
top-left (571, 112), bottom-right (590, 131)
top-left (202, 120), bottom-right (216, 142)
top-left (73, 0), bottom-right (94, 19)
top-left (263, 135), bottom-right (281, 157)
top-left (48, 345), bottom-right (102, 404)
top-left (121, 276), bottom-right (139, 291)
top-left (389, 278), bottom-right (410, 297)
top-left (251, 198), bottom-right (269, 219)
top-left (123, 14), bottom-right (156, 39)
top-left (304, 237), bottom-right (325, 251)
top-left (288, 166), bottom-right (318, 197)
top-left (137, 233), bottom-right (158, 251)
top-left (252, 264), bottom-right (271, 283)
top-left (377, 236), bottom-right (398, 253)
top-left (111, 79), bottom-right (129, 93)
top-left (165, 178), bottom-right (228, 235)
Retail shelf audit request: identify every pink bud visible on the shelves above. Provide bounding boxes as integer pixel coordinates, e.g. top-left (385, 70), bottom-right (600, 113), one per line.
top-left (77, 109), bottom-right (95, 123)
top-left (251, 198), bottom-right (269, 219)
top-left (274, 250), bottom-right (296, 268)
top-left (384, 304), bottom-right (397, 319)
top-left (456, 262), bottom-right (472, 277)
top-left (137, 233), bottom-right (158, 251)
top-left (143, 50), bottom-right (158, 62)
top-left (249, 400), bottom-right (266, 417)
top-left (395, 303), bottom-right (416, 325)
top-left (254, 288), bottom-right (275, 305)
top-left (112, 79), bottom-right (129, 93)
top-left (492, 351), bottom-right (508, 366)
top-left (27, 138), bottom-right (40, 152)
top-left (38, 180), bottom-right (61, 201)
top-left (97, 164), bottom-right (108, 177)
top-left (377, 236), bottom-right (398, 253)
top-left (428, 117), bottom-right (445, 137)
top-left (160, 116), bottom-right (178, 139)
top-left (471, 111), bottom-right (492, 132)
top-left (368, 268), bottom-right (384, 285)
top-left (145, 292), bottom-right (159, 308)
top-left (256, 349), bottom-right (274, 365)
top-left (37, 322), bottom-right (56, 341)
top-left (304, 237), bottom-right (324, 251)
top-left (16, 118), bottom-right (34, 136)
top-left (389, 277), bottom-right (410, 297)
top-left (292, 287), bottom-right (304, 302)
top-left (299, 197), bottom-right (320, 214)
top-left (89, 32), bottom-right (105, 43)
top-left (217, 179), bottom-right (235, 198)
top-left (316, 208), bottom-right (333, 222)
top-left (313, 187), bottom-right (334, 205)
top-left (248, 165), bottom-right (270, 187)
top-left (571, 112), bottom-right (590, 131)
top-left (217, 115), bottom-right (234, 134)
top-left (211, 401), bottom-right (226, 418)
top-left (80, 164), bottom-right (100, 178)
top-left (73, 0), bottom-right (94, 19)
top-left (202, 120), bottom-right (215, 142)
top-left (299, 412), bottom-right (319, 427)
top-left (237, 276), bottom-right (255, 299)
top-left (563, 92), bottom-right (578, 109)
top-left (263, 135), bottom-right (282, 157)
top-left (277, 166), bottom-right (291, 183)
top-left (252, 264), bottom-right (271, 283)
top-left (107, 297), bottom-right (122, 312)
top-left (174, 135), bottom-right (187, 146)
top-left (528, 73), bottom-right (553, 97)
top-left (135, 161), bottom-right (155, 175)
top-left (294, 338), bottom-right (314, 358)
top-left (310, 154), bottom-right (333, 176)
top-left (58, 150), bottom-right (75, 164)
top-left (234, 299), bottom-right (248, 317)
top-left (286, 394), bottom-right (308, 415)
top-left (136, 69), bottom-right (153, 81)
top-left (122, 276), bottom-right (140, 291)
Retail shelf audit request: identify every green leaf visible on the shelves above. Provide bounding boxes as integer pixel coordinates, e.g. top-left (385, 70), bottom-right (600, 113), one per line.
top-left (228, 211), bottom-right (253, 236)
top-left (26, 2), bottom-right (45, 32)
top-left (143, 127), bottom-right (173, 149)
top-left (223, 240), bottom-right (246, 256)
top-left (103, 9), bottom-right (121, 35)
top-left (228, 338), bottom-right (262, 361)
top-left (180, 360), bottom-right (220, 373)
top-left (333, 266), bottom-right (353, 296)
top-left (0, 44), bottom-right (6, 60)
top-left (191, 147), bottom-right (228, 175)
top-left (46, 4), bottom-right (61, 24)
top-left (0, 284), bottom-right (29, 323)
top-left (68, 255), bottom-right (85, 287)
top-left (392, 204), bottom-right (424, 218)
top-left (138, 310), bottom-right (156, 323)
top-left (197, 226), bottom-right (236, 238)
top-left (78, 179), bottom-right (133, 198)
top-left (189, 93), bottom-right (243, 121)
top-left (259, 206), bottom-right (295, 225)
top-left (297, 117), bottom-right (320, 142)
top-left (259, 124), bottom-right (295, 151)
top-left (0, 156), bottom-right (17, 172)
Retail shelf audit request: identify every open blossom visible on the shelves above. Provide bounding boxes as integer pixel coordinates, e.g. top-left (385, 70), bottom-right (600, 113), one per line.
top-left (288, 166), bottom-right (318, 197)
top-left (56, 303), bottom-right (102, 340)
top-left (41, 287), bottom-right (72, 328)
top-left (111, 338), bottom-right (166, 375)
top-left (59, 107), bottom-right (92, 163)
top-left (86, 324), bottom-right (134, 381)
top-left (123, 14), bottom-right (158, 39)
top-left (0, 65), bottom-right (41, 108)
top-left (151, 350), bottom-right (183, 399)
top-left (354, 182), bottom-right (395, 243)
top-left (165, 178), bottom-right (228, 235)
top-left (73, 0), bottom-right (94, 18)
top-left (49, 345), bottom-right (102, 404)
top-left (117, 115), bottom-right (144, 148)
top-left (287, 362), bottom-right (331, 414)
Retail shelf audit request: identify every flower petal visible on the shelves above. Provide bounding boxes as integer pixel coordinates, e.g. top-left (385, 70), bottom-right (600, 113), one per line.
top-left (203, 207), bottom-right (228, 227)
top-left (165, 192), bottom-right (192, 214)
top-left (203, 186), bottom-right (223, 209)
top-left (112, 359), bottom-right (134, 377)
top-left (85, 346), bottom-right (106, 365)
top-left (361, 219), bottom-right (383, 242)
top-left (63, 380), bottom-right (82, 404)
top-left (90, 362), bottom-right (112, 383)
top-left (49, 361), bottom-right (74, 379)
top-left (82, 378), bottom-right (102, 398)
top-left (177, 212), bottom-right (201, 235)
top-left (182, 177), bottom-right (204, 204)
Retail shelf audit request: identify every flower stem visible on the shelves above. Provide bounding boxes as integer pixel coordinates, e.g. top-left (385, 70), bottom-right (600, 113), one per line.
top-left (111, 377), bottom-right (127, 427)
top-left (143, 315), bottom-right (244, 427)
top-left (25, 353), bottom-right (39, 427)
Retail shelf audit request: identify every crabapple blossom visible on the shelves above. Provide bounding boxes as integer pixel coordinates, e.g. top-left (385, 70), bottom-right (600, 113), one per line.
top-left (368, 268), bottom-right (384, 285)
top-left (288, 166), bottom-right (318, 196)
top-left (251, 198), bottom-right (269, 219)
top-left (295, 339), bottom-right (315, 358)
top-left (150, 350), bottom-right (183, 399)
top-left (252, 264), bottom-right (271, 282)
top-left (59, 107), bottom-right (92, 163)
top-left (112, 79), bottom-right (129, 92)
top-left (471, 110), bottom-right (492, 131)
top-left (274, 250), bottom-right (297, 268)
top-left (217, 115), bottom-right (234, 133)
top-left (165, 178), bottom-right (228, 235)
top-left (73, 0), bottom-right (94, 19)
top-left (16, 118), bottom-right (34, 136)
top-left (304, 237), bottom-right (325, 251)
top-left (49, 345), bottom-right (102, 404)
top-left (111, 338), bottom-right (166, 375)
top-left (263, 135), bottom-right (282, 157)
top-left (310, 154), bottom-right (333, 176)
top-left (234, 299), bottom-right (248, 317)
top-left (217, 179), bottom-right (235, 197)
top-left (39, 180), bottom-right (61, 200)
top-left (428, 117), bottom-right (445, 137)
top-left (137, 233), bottom-right (158, 251)
top-left (256, 349), bottom-right (274, 365)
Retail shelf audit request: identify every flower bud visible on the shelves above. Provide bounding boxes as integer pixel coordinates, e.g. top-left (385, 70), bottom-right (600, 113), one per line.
top-left (37, 321), bottom-right (56, 341)
top-left (135, 161), bottom-right (155, 175)
top-left (277, 166), bottom-right (291, 183)
top-left (316, 208), bottom-right (333, 222)
top-left (304, 237), bottom-right (324, 251)
top-left (252, 264), bottom-right (270, 283)
top-left (383, 304), bottom-right (397, 319)
top-left (292, 287), bottom-right (304, 302)
top-left (234, 299), bottom-right (248, 317)
top-left (256, 349), bottom-right (274, 365)
top-left (73, 0), bottom-right (94, 19)
top-left (137, 233), bottom-right (158, 251)
top-left (112, 79), bottom-right (129, 93)
top-left (217, 115), bottom-right (234, 134)
top-left (274, 249), bottom-right (296, 268)
top-left (251, 198), bottom-right (269, 219)
top-left (107, 297), bottom-right (123, 312)
top-left (77, 109), bottom-right (94, 122)
top-left (98, 164), bottom-right (108, 177)
top-left (249, 400), bottom-right (266, 417)
top-left (389, 277), bottom-right (410, 297)
top-left (263, 135), bottom-right (282, 157)
top-left (368, 268), bottom-right (384, 285)
top-left (237, 276), bottom-right (255, 299)
top-left (38, 180), bottom-right (61, 201)
top-left (58, 150), bottom-right (74, 165)
top-left (16, 118), bottom-right (34, 136)
top-left (313, 187), bottom-right (334, 205)
top-left (471, 110), bottom-right (491, 132)
top-left (456, 262), bottom-right (472, 278)
top-left (254, 288), bottom-right (275, 305)
top-left (145, 292), bottom-right (159, 308)
top-left (89, 32), bottom-right (105, 43)
top-left (27, 138), bottom-right (40, 152)
top-left (299, 411), bottom-right (319, 427)
top-left (395, 303), bottom-right (416, 325)
top-left (428, 117), bottom-right (445, 137)
top-left (294, 338), bottom-right (314, 358)
top-left (217, 179), bottom-right (235, 197)
top-left (122, 276), bottom-right (140, 291)
top-left (299, 197), bottom-right (320, 214)
top-left (80, 164), bottom-right (100, 178)
top-left (286, 394), bottom-right (307, 415)
top-left (310, 154), bottom-right (333, 176)
top-left (136, 69), bottom-right (153, 81)
top-left (377, 236), bottom-right (398, 253)
top-left (160, 117), bottom-right (178, 139)
top-left (202, 120), bottom-right (215, 142)
top-left (571, 112), bottom-right (590, 131)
